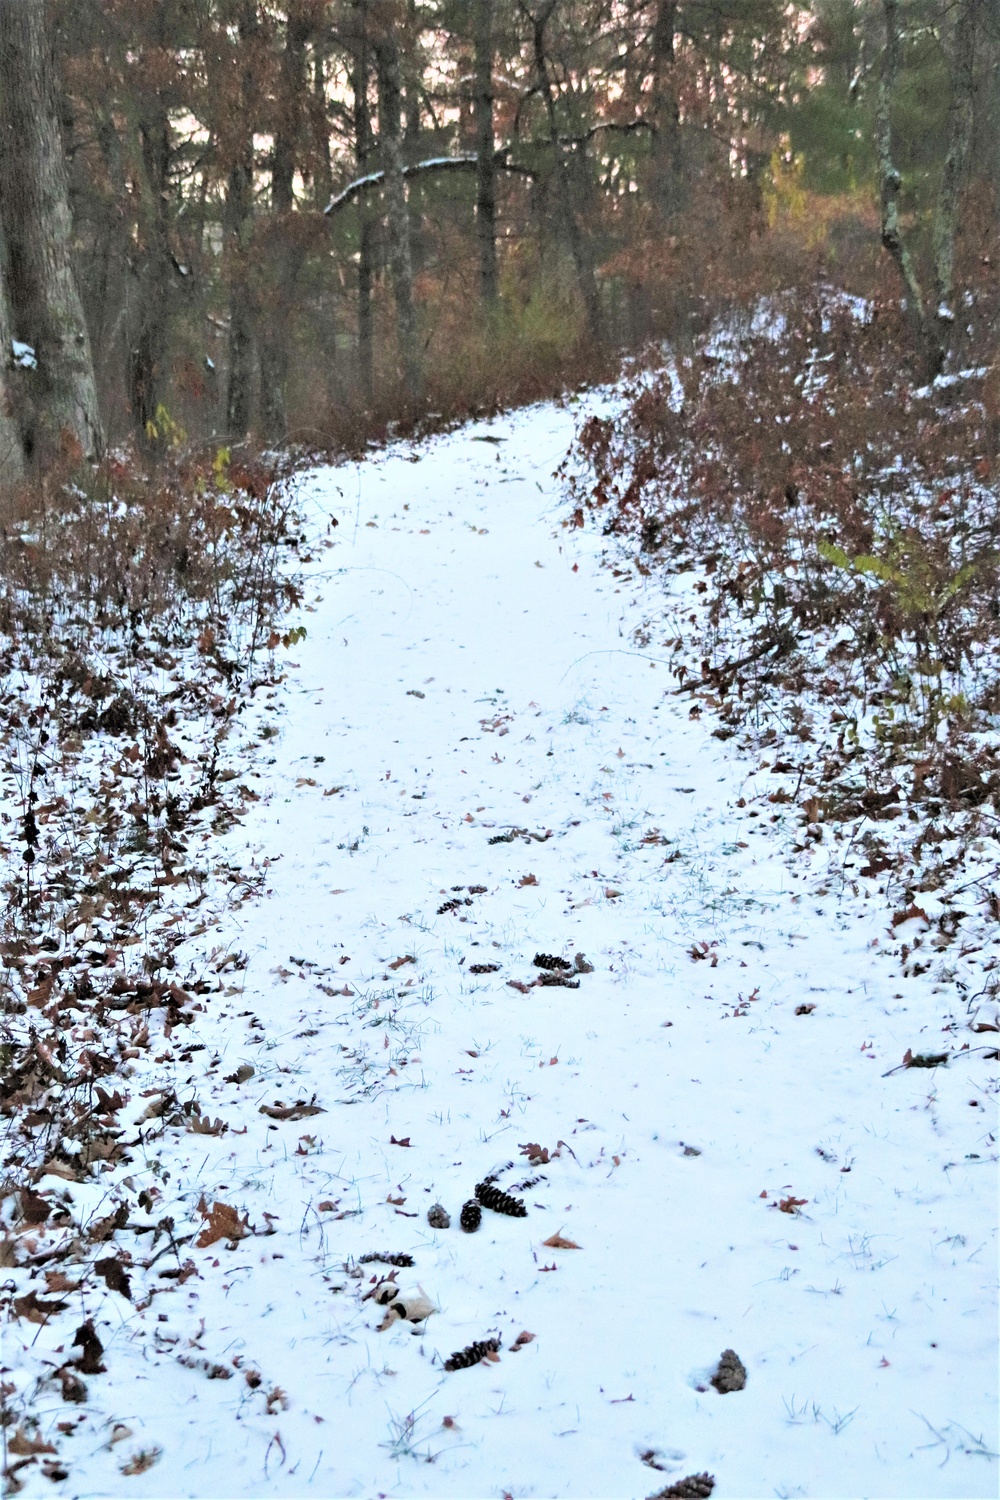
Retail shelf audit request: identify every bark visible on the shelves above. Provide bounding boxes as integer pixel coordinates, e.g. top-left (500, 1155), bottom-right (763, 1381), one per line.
top-left (875, 0), bottom-right (941, 377)
top-left (933, 0), bottom-right (982, 324)
top-left (0, 266), bottom-right (25, 483)
top-left (259, 3), bottom-right (312, 443)
top-left (130, 102), bottom-right (173, 450)
top-left (375, 26), bottom-right (420, 396)
top-left (353, 1), bottom-right (375, 403)
top-left (473, 0), bottom-right (499, 306)
top-left (651, 0), bottom-right (682, 216)
top-left (225, 4), bottom-right (259, 442)
top-left (0, 0), bottom-right (102, 462)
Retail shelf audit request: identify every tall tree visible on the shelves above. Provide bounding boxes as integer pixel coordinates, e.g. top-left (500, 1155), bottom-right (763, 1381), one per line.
top-left (352, 0), bottom-right (376, 403)
top-left (0, 270), bottom-right (25, 483)
top-left (223, 1), bottom-right (261, 440)
top-left (0, 0), bottom-right (102, 462)
top-left (473, 0), bottom-right (500, 306)
top-left (260, 2), bottom-right (314, 442)
top-left (374, 7), bottom-right (420, 396)
top-left (933, 0), bottom-right (984, 322)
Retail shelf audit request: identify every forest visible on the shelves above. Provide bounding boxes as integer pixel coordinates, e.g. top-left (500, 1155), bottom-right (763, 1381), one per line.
top-left (0, 0), bottom-right (995, 471)
top-left (0, 4), bottom-right (998, 1498)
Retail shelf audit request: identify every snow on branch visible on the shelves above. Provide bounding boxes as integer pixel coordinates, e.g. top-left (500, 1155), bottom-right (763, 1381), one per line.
top-left (324, 150), bottom-right (536, 217)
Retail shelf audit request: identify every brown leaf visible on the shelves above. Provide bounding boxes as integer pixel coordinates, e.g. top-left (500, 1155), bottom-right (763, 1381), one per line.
top-left (18, 1189), bottom-right (52, 1225)
top-left (73, 1321), bottom-right (106, 1374)
top-left (891, 904), bottom-right (929, 930)
top-left (7, 1430), bottom-right (57, 1457)
top-left (775, 1196), bottom-right (808, 1214)
top-left (12, 1290), bottom-right (68, 1325)
top-left (389, 1135), bottom-right (411, 1147)
top-left (518, 1142), bottom-right (550, 1164)
top-left (195, 1200), bottom-right (249, 1248)
top-left (190, 1115), bottom-right (227, 1136)
top-left (94, 1256), bottom-right (132, 1299)
top-left (44, 1272), bottom-right (80, 1294)
top-left (541, 1233), bottom-right (581, 1249)
top-left (259, 1102), bottom-right (324, 1121)
top-left (509, 1331), bottom-right (536, 1350)
top-left (517, 874), bottom-right (538, 887)
top-left (507, 979), bottom-right (534, 994)
top-left (120, 1447), bottom-right (162, 1476)
top-left (388, 954), bottom-right (416, 970)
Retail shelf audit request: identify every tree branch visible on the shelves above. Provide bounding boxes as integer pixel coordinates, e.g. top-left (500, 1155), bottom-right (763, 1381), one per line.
top-left (324, 148), bottom-right (535, 217)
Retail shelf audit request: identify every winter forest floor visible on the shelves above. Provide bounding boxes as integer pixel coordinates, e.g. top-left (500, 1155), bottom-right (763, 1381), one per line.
top-left (2, 396), bottom-right (998, 1500)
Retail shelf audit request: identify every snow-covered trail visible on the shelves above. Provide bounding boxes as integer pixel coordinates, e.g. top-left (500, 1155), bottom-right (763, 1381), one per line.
top-left (51, 403), bottom-right (996, 1499)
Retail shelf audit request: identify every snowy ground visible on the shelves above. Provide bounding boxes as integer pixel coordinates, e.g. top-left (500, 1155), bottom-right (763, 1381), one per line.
top-left (6, 400), bottom-right (998, 1499)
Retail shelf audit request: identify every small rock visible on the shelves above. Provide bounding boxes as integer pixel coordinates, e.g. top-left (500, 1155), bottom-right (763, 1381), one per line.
top-left (710, 1348), bottom-right (746, 1393)
top-left (427, 1203), bottom-right (450, 1229)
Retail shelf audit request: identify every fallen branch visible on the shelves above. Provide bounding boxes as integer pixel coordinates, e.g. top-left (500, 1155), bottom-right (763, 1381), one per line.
top-left (324, 149), bottom-right (535, 218)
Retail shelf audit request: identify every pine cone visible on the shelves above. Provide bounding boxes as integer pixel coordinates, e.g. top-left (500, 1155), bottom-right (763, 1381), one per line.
top-left (648, 1474), bottom-right (715, 1499)
top-left (469, 962), bottom-right (500, 975)
top-left (427, 1204), bottom-right (450, 1229)
top-left (358, 1251), bottom-right (415, 1267)
top-left (475, 1181), bottom-right (527, 1217)
top-left (533, 953), bottom-right (571, 970)
top-left (710, 1348), bottom-right (746, 1393)
top-left (459, 1200), bottom-right (482, 1232)
top-left (537, 971), bottom-right (579, 988)
top-left (443, 1337), bottom-right (500, 1371)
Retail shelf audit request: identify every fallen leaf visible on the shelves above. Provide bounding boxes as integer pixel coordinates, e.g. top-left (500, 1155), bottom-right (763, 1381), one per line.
top-left (541, 1233), bottom-right (581, 1249)
top-left (195, 1200), bottom-right (249, 1248)
top-left (388, 954), bottom-right (416, 970)
top-left (519, 1142), bottom-right (550, 1164)
top-left (7, 1430), bottom-right (57, 1457)
top-left (389, 1135), bottom-right (411, 1147)
top-left (120, 1447), bottom-right (162, 1476)
top-left (775, 1196), bottom-right (808, 1214)
top-left (94, 1257), bottom-right (132, 1299)
top-left (224, 1064), bottom-right (255, 1084)
top-left (259, 1101), bottom-right (325, 1121)
top-left (517, 874), bottom-right (538, 887)
top-left (509, 1330), bottom-right (536, 1350)
top-left (73, 1321), bottom-right (106, 1374)
top-left (189, 1115), bottom-right (228, 1136)
top-left (12, 1291), bottom-right (68, 1324)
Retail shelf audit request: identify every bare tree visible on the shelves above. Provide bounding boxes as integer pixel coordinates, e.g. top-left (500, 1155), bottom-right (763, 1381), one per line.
top-left (0, 270), bottom-right (25, 483)
top-left (224, 2), bottom-right (260, 441)
top-left (0, 0), bottom-right (102, 462)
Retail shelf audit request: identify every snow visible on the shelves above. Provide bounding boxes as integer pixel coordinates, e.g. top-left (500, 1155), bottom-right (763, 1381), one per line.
top-left (7, 400), bottom-right (997, 1498)
top-left (11, 339), bottom-right (37, 369)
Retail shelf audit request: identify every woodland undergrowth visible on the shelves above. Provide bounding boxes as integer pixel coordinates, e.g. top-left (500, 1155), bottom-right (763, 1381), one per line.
top-left (0, 445), bottom-right (308, 1478)
top-left (569, 256), bottom-right (1000, 1012)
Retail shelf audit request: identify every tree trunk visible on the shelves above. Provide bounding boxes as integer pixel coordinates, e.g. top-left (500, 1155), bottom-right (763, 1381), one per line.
top-left (473, 0), bottom-right (499, 307)
top-left (225, 4), bottom-right (259, 442)
top-left (353, 0), bottom-right (375, 404)
top-left (526, 1), bottom-right (602, 340)
top-left (651, 0), bottom-right (682, 216)
top-left (933, 0), bottom-right (982, 327)
top-left (375, 25), bottom-right (420, 397)
top-left (0, 267), bottom-right (25, 483)
top-left (259, 3), bottom-right (312, 443)
top-left (0, 0), bottom-right (102, 463)
top-left (875, 0), bottom-right (941, 377)
top-left (129, 103), bottom-right (173, 451)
